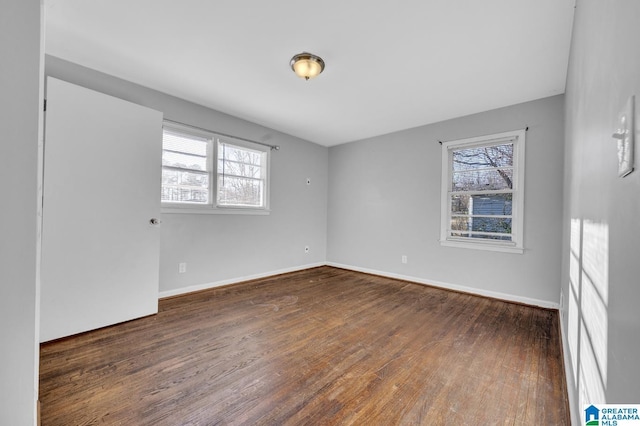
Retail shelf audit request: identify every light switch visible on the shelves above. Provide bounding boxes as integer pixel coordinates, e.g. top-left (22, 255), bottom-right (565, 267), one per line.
top-left (613, 95), bottom-right (635, 177)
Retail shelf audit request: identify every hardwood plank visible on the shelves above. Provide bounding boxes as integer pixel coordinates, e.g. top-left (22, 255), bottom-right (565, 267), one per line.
top-left (39, 266), bottom-right (569, 425)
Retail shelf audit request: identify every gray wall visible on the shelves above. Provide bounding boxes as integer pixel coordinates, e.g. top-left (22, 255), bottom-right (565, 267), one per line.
top-left (46, 56), bottom-right (328, 294)
top-left (0, 1), bottom-right (42, 424)
top-left (328, 95), bottom-right (565, 305)
top-left (562, 0), bottom-right (640, 417)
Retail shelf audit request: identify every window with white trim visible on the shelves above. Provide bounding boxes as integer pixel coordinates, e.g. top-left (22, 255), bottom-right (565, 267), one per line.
top-left (161, 122), bottom-right (270, 213)
top-left (217, 140), bottom-right (267, 208)
top-left (440, 130), bottom-right (525, 253)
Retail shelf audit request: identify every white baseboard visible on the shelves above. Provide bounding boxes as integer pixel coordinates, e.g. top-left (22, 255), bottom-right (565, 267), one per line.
top-left (326, 262), bottom-right (560, 309)
top-left (160, 261), bottom-right (561, 310)
top-left (158, 262), bottom-right (326, 299)
top-left (559, 305), bottom-right (579, 425)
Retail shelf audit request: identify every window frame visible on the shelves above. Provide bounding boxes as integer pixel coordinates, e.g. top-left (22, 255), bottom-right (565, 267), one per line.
top-left (440, 129), bottom-right (525, 254)
top-left (161, 121), bottom-right (270, 215)
top-left (216, 136), bottom-right (270, 211)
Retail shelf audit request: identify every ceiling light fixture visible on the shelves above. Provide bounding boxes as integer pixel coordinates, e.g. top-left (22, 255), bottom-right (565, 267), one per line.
top-left (290, 52), bottom-right (325, 81)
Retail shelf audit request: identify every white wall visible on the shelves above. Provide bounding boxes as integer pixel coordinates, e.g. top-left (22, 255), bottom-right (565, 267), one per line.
top-left (46, 56), bottom-right (328, 295)
top-left (562, 0), bottom-right (640, 418)
top-left (11, 2), bottom-right (637, 421)
top-left (328, 95), bottom-right (565, 305)
top-left (0, 1), bottom-right (43, 424)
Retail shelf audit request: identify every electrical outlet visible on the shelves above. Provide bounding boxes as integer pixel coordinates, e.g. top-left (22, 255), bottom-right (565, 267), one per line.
top-left (401, 255), bottom-right (408, 264)
top-left (304, 246), bottom-right (310, 253)
top-left (178, 262), bottom-right (187, 273)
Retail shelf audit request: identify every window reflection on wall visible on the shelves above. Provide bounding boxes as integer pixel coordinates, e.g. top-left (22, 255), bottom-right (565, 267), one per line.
top-left (568, 218), bottom-right (609, 409)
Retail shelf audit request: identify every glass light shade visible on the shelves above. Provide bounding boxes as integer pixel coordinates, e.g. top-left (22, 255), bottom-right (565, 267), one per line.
top-left (290, 53), bottom-right (325, 80)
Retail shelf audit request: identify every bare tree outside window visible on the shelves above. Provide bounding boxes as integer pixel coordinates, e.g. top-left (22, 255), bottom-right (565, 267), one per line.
top-left (441, 130), bottom-right (525, 252)
top-left (161, 123), bottom-right (270, 212)
top-left (450, 143), bottom-right (514, 241)
top-left (217, 142), bottom-right (265, 207)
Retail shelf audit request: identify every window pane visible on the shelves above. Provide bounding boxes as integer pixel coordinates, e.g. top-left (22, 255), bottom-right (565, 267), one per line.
top-left (161, 123), bottom-right (271, 210)
top-left (163, 129), bottom-right (208, 156)
top-left (162, 127), bottom-right (211, 205)
top-left (451, 194), bottom-right (512, 215)
top-left (161, 183), bottom-right (209, 204)
top-left (452, 168), bottom-right (513, 191)
top-left (217, 141), bottom-right (266, 208)
top-left (218, 143), bottom-right (262, 164)
top-left (451, 217), bottom-right (512, 234)
top-left (163, 150), bottom-right (208, 171)
top-left (471, 217), bottom-right (512, 234)
top-left (451, 216), bottom-right (471, 232)
top-left (452, 143), bottom-right (513, 171)
top-left (442, 131), bottom-right (523, 250)
top-left (162, 169), bottom-right (209, 188)
top-left (218, 159), bottom-right (263, 179)
top-left (218, 175), bottom-right (264, 207)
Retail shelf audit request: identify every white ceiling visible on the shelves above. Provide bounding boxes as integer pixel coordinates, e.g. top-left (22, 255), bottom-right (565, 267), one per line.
top-left (45, 0), bottom-right (576, 147)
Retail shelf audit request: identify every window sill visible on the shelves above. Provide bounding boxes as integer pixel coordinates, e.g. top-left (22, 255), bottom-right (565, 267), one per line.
top-left (440, 239), bottom-right (524, 254)
top-left (162, 205), bottom-right (271, 215)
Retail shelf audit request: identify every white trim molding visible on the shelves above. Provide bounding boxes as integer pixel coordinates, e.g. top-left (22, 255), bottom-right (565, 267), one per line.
top-left (440, 129), bottom-right (526, 253)
top-left (326, 262), bottom-right (559, 309)
top-left (558, 299), bottom-right (579, 425)
top-left (159, 262), bottom-right (325, 299)
top-left (161, 261), bottom-right (560, 309)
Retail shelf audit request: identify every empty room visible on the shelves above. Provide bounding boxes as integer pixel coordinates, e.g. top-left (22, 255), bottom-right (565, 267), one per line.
top-left (2, 1), bottom-right (640, 425)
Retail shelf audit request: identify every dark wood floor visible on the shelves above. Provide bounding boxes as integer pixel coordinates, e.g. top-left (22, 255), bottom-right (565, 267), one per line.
top-left (39, 266), bottom-right (569, 425)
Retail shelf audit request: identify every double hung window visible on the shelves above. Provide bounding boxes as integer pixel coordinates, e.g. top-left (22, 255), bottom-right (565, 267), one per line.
top-left (217, 140), bottom-right (267, 208)
top-left (161, 126), bottom-right (211, 205)
top-left (161, 122), bottom-right (269, 213)
top-left (440, 130), bottom-right (525, 253)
